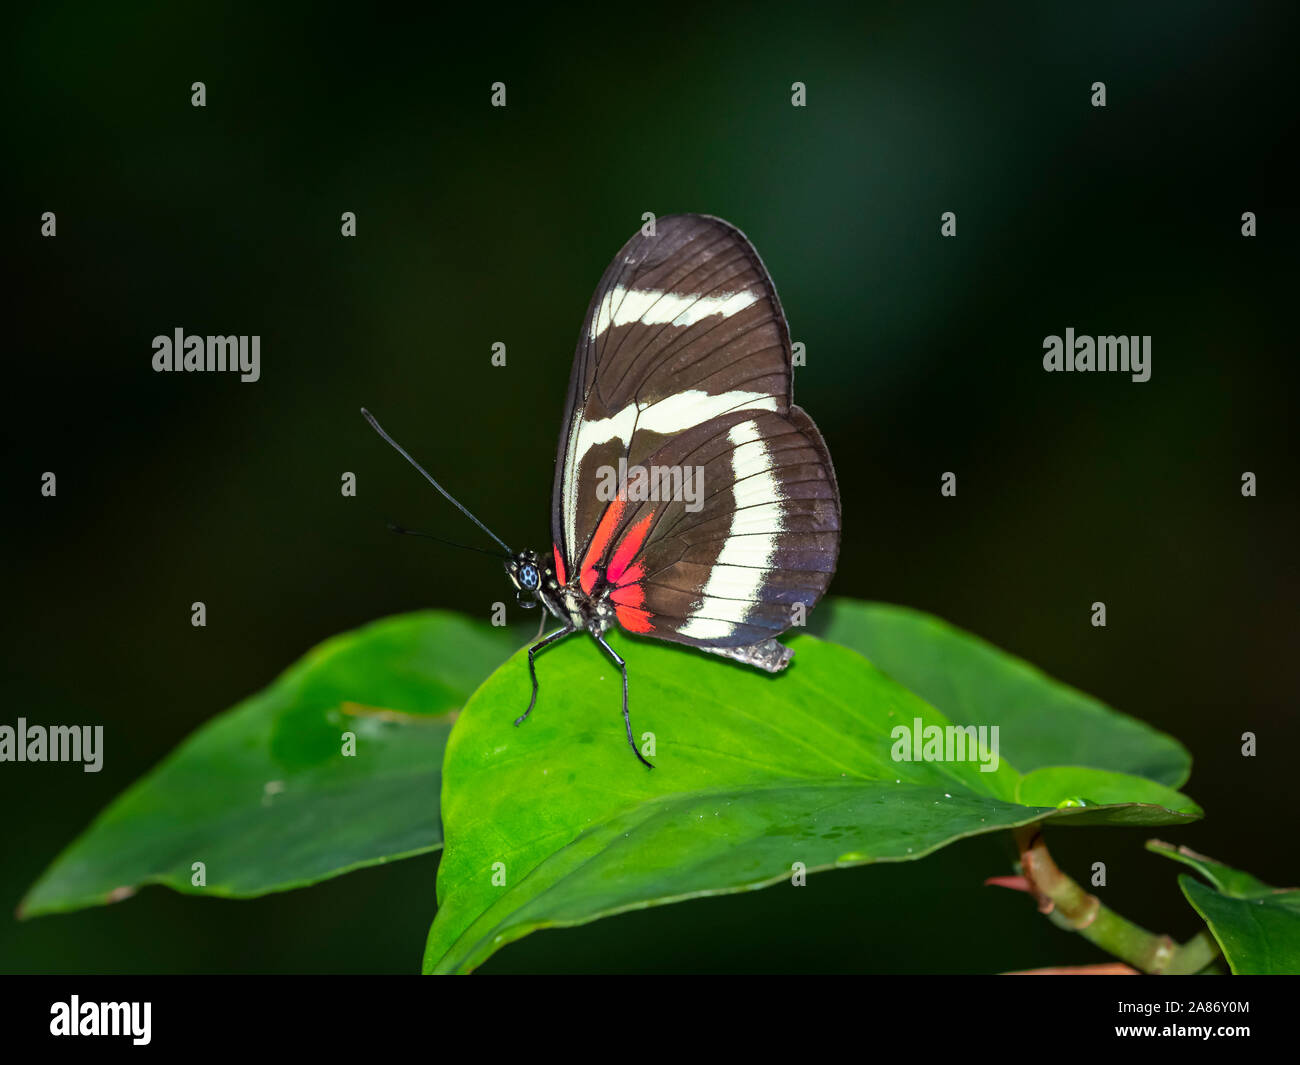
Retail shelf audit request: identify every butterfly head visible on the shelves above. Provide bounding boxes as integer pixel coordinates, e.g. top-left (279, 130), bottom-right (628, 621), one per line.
top-left (506, 550), bottom-right (543, 608)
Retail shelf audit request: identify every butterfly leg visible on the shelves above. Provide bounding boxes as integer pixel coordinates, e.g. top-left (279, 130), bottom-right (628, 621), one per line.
top-left (594, 633), bottom-right (654, 769)
top-left (514, 625), bottom-right (574, 727)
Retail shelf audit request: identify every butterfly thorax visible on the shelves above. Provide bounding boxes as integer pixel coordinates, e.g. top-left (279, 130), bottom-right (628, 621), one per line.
top-left (506, 550), bottom-right (613, 635)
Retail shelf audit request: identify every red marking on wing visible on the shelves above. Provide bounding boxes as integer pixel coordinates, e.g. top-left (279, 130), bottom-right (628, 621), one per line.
top-left (552, 543), bottom-right (567, 586)
top-left (615, 604), bottom-right (654, 632)
top-left (607, 511), bottom-right (654, 586)
top-left (578, 496), bottom-right (627, 595)
top-left (615, 561), bottom-right (644, 587)
top-left (610, 582), bottom-right (645, 608)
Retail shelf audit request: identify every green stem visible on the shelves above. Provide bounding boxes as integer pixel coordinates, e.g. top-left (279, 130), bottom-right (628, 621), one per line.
top-left (1012, 825), bottom-right (1221, 975)
top-left (1163, 930), bottom-right (1222, 975)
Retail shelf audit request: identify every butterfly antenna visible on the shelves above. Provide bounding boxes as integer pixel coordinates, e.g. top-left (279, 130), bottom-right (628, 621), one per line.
top-left (361, 408), bottom-right (514, 555)
top-left (385, 521), bottom-right (510, 560)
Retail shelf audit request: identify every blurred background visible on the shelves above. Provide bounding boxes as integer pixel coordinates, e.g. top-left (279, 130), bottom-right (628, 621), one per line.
top-left (3, 1), bottom-right (1296, 973)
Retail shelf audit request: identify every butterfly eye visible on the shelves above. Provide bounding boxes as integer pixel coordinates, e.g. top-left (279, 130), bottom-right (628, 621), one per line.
top-left (520, 564), bottom-right (540, 590)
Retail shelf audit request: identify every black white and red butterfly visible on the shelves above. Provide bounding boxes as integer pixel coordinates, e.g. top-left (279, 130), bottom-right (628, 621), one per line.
top-left (364, 214), bottom-right (841, 767)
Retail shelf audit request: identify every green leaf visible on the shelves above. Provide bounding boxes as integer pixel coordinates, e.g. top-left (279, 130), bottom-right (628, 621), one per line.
top-left (1145, 840), bottom-right (1274, 896)
top-left (811, 599), bottom-right (1190, 787)
top-left (1147, 841), bottom-right (1300, 974)
top-left (1178, 877), bottom-right (1300, 975)
top-left (1016, 767), bottom-right (1202, 821)
top-left (424, 628), bottom-right (1198, 973)
top-left (21, 611), bottom-right (522, 917)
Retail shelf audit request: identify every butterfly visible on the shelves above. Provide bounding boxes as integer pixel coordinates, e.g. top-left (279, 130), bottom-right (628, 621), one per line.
top-left (364, 214), bottom-right (841, 767)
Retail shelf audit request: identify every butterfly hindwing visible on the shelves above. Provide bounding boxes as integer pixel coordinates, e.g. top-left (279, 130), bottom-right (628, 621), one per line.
top-left (595, 406), bottom-right (839, 647)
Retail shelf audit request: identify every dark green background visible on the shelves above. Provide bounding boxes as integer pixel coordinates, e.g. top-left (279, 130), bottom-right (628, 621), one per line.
top-left (4, 2), bottom-right (1296, 973)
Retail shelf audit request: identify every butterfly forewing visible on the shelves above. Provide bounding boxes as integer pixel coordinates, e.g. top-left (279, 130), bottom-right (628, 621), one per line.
top-left (551, 214), bottom-right (840, 652)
